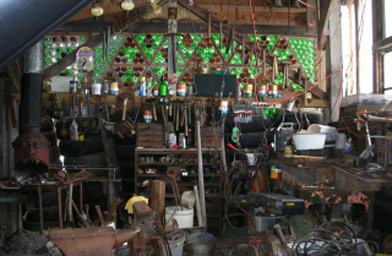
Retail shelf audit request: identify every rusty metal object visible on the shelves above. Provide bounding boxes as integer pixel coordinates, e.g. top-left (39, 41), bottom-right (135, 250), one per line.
top-left (14, 41), bottom-right (49, 173)
top-left (50, 227), bottom-right (140, 256)
top-left (14, 132), bottom-right (49, 171)
top-left (299, 188), bottom-right (371, 211)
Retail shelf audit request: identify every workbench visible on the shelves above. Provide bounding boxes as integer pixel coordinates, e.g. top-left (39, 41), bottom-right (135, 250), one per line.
top-left (274, 157), bottom-right (392, 230)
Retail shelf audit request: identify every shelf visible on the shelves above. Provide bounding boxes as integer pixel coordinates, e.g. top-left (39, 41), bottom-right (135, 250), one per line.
top-left (137, 174), bottom-right (221, 178)
top-left (14, 93), bottom-right (329, 108)
top-left (136, 162), bottom-right (218, 166)
top-left (135, 148), bottom-right (223, 154)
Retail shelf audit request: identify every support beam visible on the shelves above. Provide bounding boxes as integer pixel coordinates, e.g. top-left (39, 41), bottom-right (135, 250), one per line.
top-left (58, 21), bottom-right (318, 37)
top-left (317, 0), bottom-right (337, 49)
top-left (328, 2), bottom-right (343, 122)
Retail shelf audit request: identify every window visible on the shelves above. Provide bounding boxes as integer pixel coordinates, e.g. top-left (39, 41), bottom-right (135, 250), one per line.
top-left (383, 0), bottom-right (392, 38)
top-left (383, 52), bottom-right (392, 95)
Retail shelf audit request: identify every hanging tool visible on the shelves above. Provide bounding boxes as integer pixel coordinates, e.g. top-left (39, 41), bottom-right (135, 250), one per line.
top-left (219, 22), bottom-right (223, 48)
top-left (176, 103), bottom-right (180, 131)
top-left (272, 56), bottom-right (278, 81)
top-left (184, 105), bottom-right (188, 137)
top-left (152, 104), bottom-right (157, 121)
top-left (263, 50), bottom-right (267, 77)
top-left (161, 104), bottom-right (167, 127)
top-left (207, 13), bottom-right (212, 39)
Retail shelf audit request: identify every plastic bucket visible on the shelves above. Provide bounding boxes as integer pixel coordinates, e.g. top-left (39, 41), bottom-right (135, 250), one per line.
top-left (163, 230), bottom-right (185, 256)
top-left (188, 232), bottom-right (215, 256)
top-left (165, 206), bottom-right (194, 228)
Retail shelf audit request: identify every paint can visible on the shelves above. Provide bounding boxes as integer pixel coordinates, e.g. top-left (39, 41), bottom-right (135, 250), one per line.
top-left (257, 85), bottom-right (266, 98)
top-left (110, 82), bottom-right (119, 95)
top-left (168, 133), bottom-right (177, 147)
top-left (270, 164), bottom-right (282, 179)
top-left (177, 83), bottom-right (186, 96)
top-left (143, 110), bottom-right (152, 123)
top-left (220, 100), bottom-right (228, 115)
top-left (283, 145), bottom-right (293, 158)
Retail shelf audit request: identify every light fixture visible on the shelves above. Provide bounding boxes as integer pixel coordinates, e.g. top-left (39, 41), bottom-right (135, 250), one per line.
top-left (90, 3), bottom-right (104, 17)
top-left (121, 0), bottom-right (135, 11)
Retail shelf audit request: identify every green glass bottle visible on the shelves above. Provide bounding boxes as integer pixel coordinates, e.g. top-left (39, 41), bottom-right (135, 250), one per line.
top-left (159, 76), bottom-right (167, 96)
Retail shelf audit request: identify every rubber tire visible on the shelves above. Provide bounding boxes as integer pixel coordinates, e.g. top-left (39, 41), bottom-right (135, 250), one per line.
top-left (59, 136), bottom-right (104, 157)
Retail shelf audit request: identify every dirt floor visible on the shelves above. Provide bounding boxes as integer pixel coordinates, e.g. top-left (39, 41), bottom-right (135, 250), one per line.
top-left (0, 232), bottom-right (49, 256)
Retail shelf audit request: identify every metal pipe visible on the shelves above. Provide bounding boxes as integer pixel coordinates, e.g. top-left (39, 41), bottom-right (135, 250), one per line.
top-left (38, 185), bottom-right (43, 234)
top-left (196, 120), bottom-right (207, 227)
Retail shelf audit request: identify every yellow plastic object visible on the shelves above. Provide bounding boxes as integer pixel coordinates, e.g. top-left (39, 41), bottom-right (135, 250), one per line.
top-left (124, 196), bottom-right (149, 214)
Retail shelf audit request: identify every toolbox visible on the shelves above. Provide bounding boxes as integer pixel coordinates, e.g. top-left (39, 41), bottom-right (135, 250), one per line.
top-left (248, 192), bottom-right (305, 216)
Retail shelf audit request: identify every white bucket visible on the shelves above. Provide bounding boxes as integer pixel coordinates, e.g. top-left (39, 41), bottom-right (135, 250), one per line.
top-left (163, 230), bottom-right (185, 256)
top-left (165, 206), bottom-right (194, 229)
top-left (91, 83), bottom-right (102, 95)
top-left (292, 133), bottom-right (326, 150)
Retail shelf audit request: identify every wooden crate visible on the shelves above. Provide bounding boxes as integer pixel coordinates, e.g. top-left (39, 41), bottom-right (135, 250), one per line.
top-left (136, 123), bottom-right (164, 148)
top-left (197, 126), bottom-right (222, 148)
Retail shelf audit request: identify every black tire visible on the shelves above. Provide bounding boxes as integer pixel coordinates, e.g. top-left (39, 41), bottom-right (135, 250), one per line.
top-left (64, 152), bottom-right (107, 165)
top-left (59, 136), bottom-right (104, 157)
top-left (26, 205), bottom-right (59, 222)
top-left (23, 220), bottom-right (59, 231)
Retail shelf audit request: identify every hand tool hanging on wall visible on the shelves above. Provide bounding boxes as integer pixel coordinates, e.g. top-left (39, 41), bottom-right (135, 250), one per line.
top-left (272, 56), bottom-right (278, 81)
top-left (263, 50), bottom-right (267, 77)
top-left (152, 104), bottom-right (157, 121)
top-left (184, 105), bottom-right (188, 137)
top-left (106, 27), bottom-right (111, 61)
top-left (219, 21), bottom-right (223, 49)
top-left (208, 13), bottom-right (212, 39)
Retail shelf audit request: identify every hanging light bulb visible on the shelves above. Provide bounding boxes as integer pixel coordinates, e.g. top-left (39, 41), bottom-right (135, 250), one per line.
top-left (90, 3), bottom-right (104, 17)
top-left (121, 0), bottom-right (135, 11)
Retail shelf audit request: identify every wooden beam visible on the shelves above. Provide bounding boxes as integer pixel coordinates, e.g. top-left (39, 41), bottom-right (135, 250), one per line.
top-left (317, 0), bottom-right (337, 49)
top-left (372, 0), bottom-right (383, 93)
top-left (13, 92), bottom-right (330, 108)
top-left (44, 2), bottom-right (168, 81)
top-left (58, 21), bottom-right (318, 37)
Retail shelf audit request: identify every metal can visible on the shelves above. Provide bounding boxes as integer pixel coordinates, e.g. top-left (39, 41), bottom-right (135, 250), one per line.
top-left (257, 85), bottom-right (266, 98)
top-left (70, 80), bottom-right (78, 94)
top-left (110, 82), bottom-right (119, 95)
top-left (272, 85), bottom-right (278, 98)
top-left (220, 100), bottom-right (228, 115)
top-left (283, 145), bottom-right (293, 158)
top-left (178, 133), bottom-right (186, 148)
top-left (168, 133), bottom-right (177, 147)
top-left (177, 83), bottom-right (186, 96)
top-left (270, 164), bottom-right (282, 179)
top-left (143, 110), bottom-right (152, 123)
top-left (186, 83), bottom-right (193, 96)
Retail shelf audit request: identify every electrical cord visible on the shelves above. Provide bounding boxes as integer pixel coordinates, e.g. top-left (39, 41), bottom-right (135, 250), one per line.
top-left (293, 223), bottom-right (360, 256)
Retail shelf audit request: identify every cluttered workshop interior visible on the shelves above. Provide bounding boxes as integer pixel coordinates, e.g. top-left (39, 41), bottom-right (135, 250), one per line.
top-left (1, 0), bottom-right (392, 255)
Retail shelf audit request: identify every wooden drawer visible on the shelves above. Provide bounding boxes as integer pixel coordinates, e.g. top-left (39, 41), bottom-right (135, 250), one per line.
top-left (136, 123), bottom-right (164, 148)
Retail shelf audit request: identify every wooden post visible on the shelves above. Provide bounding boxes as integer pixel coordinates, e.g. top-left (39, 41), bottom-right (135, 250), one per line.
top-left (196, 120), bottom-right (207, 227)
top-left (151, 180), bottom-right (166, 218)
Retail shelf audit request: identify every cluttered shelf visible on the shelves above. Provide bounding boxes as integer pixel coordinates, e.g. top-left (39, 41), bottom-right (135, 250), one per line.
top-left (13, 92), bottom-right (329, 108)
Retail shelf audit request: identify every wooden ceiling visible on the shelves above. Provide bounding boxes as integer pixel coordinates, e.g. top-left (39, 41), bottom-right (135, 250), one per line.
top-left (67, 0), bottom-right (317, 28)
